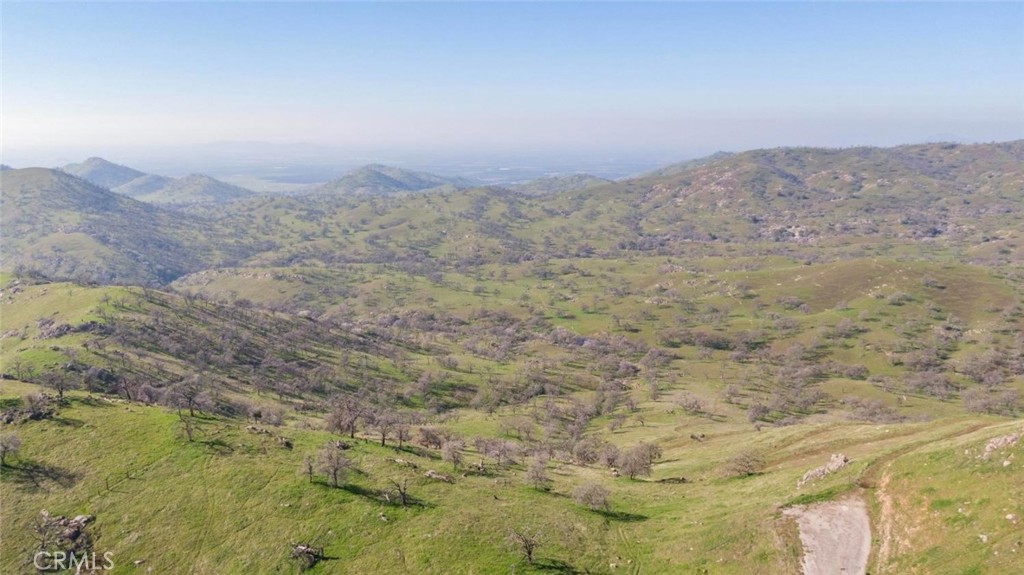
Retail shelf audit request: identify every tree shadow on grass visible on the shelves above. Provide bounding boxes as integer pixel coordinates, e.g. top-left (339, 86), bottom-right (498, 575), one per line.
top-left (200, 438), bottom-right (234, 456)
top-left (392, 445), bottom-right (437, 460)
top-left (74, 396), bottom-right (116, 408)
top-left (50, 415), bottom-right (85, 428)
top-left (338, 482), bottom-right (378, 500)
top-left (532, 558), bottom-right (582, 574)
top-left (593, 509), bottom-right (648, 522)
top-left (1, 460), bottom-right (81, 492)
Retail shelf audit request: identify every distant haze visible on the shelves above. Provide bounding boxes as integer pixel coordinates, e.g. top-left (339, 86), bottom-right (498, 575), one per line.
top-left (4, 2), bottom-right (1022, 168)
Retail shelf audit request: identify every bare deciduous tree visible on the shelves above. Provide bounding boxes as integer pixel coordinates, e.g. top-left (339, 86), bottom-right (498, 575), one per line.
top-left (395, 423), bottom-right (411, 448)
top-left (317, 443), bottom-right (351, 488)
top-left (508, 527), bottom-right (540, 565)
top-left (179, 413), bottom-right (196, 442)
top-left (441, 439), bottom-right (464, 470)
top-left (40, 370), bottom-right (76, 405)
top-left (616, 442), bottom-right (662, 480)
top-left (167, 375), bottom-right (212, 417)
top-left (723, 450), bottom-right (766, 477)
top-left (572, 482), bottom-right (610, 511)
top-left (0, 432), bottom-right (21, 466)
top-left (367, 410), bottom-right (398, 447)
top-left (525, 456), bottom-right (549, 490)
top-left (325, 396), bottom-right (363, 439)
top-left (388, 478), bottom-right (410, 506)
top-left (301, 455), bottom-right (314, 483)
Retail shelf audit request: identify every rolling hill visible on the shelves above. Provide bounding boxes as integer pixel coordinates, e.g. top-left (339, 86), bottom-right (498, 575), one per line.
top-left (315, 164), bottom-right (476, 196)
top-left (119, 174), bottom-right (256, 205)
top-left (509, 173), bottom-right (613, 195)
top-left (61, 157), bottom-right (147, 189)
top-left (63, 157), bottom-right (257, 206)
top-left (110, 173), bottom-right (176, 197)
top-left (2, 141), bottom-right (1022, 574)
top-left (0, 168), bottom-right (253, 284)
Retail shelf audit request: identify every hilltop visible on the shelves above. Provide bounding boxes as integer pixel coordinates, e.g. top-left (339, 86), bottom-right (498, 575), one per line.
top-left (119, 174), bottom-right (256, 206)
top-left (0, 168), bottom-right (253, 284)
top-left (315, 164), bottom-right (475, 196)
top-left (63, 157), bottom-right (257, 206)
top-left (62, 157), bottom-right (146, 189)
top-left (638, 150), bottom-right (734, 178)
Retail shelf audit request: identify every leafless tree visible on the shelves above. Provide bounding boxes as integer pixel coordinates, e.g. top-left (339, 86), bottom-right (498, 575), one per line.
top-left (40, 370), bottom-right (76, 404)
top-left (0, 432), bottom-right (21, 466)
top-left (325, 396), bottom-right (363, 439)
top-left (723, 450), bottom-right (766, 477)
top-left (508, 527), bottom-right (541, 565)
top-left (179, 413), bottom-right (196, 442)
top-left (388, 478), bottom-right (410, 506)
top-left (22, 393), bottom-right (52, 420)
top-left (317, 443), bottom-right (351, 487)
top-left (722, 384), bottom-right (741, 404)
top-left (301, 455), bottom-right (314, 483)
top-left (419, 426), bottom-right (452, 449)
top-left (395, 423), bottom-right (411, 448)
top-left (167, 375), bottom-right (212, 417)
top-left (441, 439), bottom-right (464, 470)
top-left (616, 442), bottom-right (662, 480)
top-left (525, 456), bottom-right (549, 490)
top-left (572, 482), bottom-right (610, 511)
top-left (8, 358), bottom-right (28, 381)
top-left (367, 410), bottom-right (398, 447)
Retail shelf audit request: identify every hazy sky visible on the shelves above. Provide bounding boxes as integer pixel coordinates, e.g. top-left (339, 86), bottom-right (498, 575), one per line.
top-left (4, 1), bottom-right (1023, 161)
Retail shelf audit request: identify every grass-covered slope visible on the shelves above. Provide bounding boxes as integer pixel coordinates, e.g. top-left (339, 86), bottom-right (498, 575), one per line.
top-left (0, 169), bottom-right (260, 284)
top-left (117, 174), bottom-right (257, 206)
top-left (1, 388), bottom-right (1019, 574)
top-left (3, 141), bottom-right (1023, 574)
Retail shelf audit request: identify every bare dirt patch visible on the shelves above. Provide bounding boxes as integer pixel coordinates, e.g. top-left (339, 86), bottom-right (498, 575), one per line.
top-left (784, 496), bottom-right (870, 575)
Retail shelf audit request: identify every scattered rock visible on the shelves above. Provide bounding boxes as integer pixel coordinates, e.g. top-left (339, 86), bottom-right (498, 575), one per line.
top-left (798, 454), bottom-right (850, 488)
top-left (35, 510), bottom-right (96, 558)
top-left (289, 543), bottom-right (324, 569)
top-left (425, 470), bottom-right (454, 483)
top-left (982, 431), bottom-right (1022, 460)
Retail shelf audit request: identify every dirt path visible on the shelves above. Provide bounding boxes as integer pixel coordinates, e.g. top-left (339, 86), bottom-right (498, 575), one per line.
top-left (784, 497), bottom-right (870, 575)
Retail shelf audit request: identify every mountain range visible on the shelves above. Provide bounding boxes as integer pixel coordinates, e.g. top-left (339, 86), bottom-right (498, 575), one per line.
top-left (5, 141), bottom-right (1022, 285)
top-left (1, 140), bottom-right (1022, 575)
top-left (62, 157), bottom-right (257, 206)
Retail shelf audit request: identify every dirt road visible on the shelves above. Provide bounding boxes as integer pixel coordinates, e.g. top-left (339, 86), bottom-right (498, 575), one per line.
top-left (784, 497), bottom-right (870, 575)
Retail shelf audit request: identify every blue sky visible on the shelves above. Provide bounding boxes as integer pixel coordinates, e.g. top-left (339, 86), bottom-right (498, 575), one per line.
top-left (4, 1), bottom-right (1023, 159)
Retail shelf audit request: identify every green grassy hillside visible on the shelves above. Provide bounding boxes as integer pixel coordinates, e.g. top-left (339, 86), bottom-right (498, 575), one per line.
top-left (1, 169), bottom-right (259, 284)
top-left (1, 386), bottom-right (1019, 574)
top-left (3, 141), bottom-right (1023, 573)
